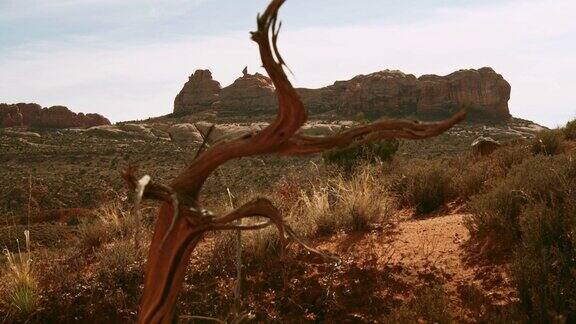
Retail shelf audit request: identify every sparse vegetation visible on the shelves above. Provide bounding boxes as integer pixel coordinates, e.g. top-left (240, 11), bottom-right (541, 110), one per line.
top-left (467, 152), bottom-right (576, 322)
top-left (392, 161), bottom-right (454, 215)
top-left (95, 240), bottom-right (144, 294)
top-left (512, 201), bottom-right (576, 323)
top-left (322, 139), bottom-right (399, 172)
top-left (331, 166), bottom-right (395, 231)
top-left (467, 154), bottom-right (575, 245)
top-left (3, 120), bottom-right (569, 322)
top-left (297, 165), bottom-right (394, 234)
top-left (563, 118), bottom-right (576, 140)
top-left (0, 77), bottom-right (568, 321)
top-left (213, 165), bottom-right (393, 264)
top-left (384, 285), bottom-right (453, 323)
top-left (531, 129), bottom-right (565, 155)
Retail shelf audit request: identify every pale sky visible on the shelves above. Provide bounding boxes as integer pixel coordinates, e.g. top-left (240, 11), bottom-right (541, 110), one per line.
top-left (1, 0), bottom-right (575, 127)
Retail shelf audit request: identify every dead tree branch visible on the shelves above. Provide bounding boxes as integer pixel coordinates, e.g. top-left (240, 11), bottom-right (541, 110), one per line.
top-left (126, 0), bottom-right (466, 322)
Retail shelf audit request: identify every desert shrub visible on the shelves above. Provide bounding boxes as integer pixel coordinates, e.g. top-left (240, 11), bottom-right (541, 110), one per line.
top-left (563, 119), bottom-right (576, 140)
top-left (384, 285), bottom-right (453, 323)
top-left (512, 201), bottom-right (576, 322)
top-left (455, 168), bottom-right (488, 200)
top-left (322, 139), bottom-right (399, 172)
top-left (467, 155), bottom-right (576, 243)
top-left (451, 156), bottom-right (497, 200)
top-left (95, 240), bottom-right (144, 294)
top-left (241, 226), bottom-right (282, 263)
top-left (466, 184), bottom-right (525, 246)
top-left (393, 161), bottom-right (454, 215)
top-left (277, 165), bottom-right (393, 236)
top-left (78, 221), bottom-right (110, 249)
top-left (531, 129), bottom-right (564, 156)
top-left (491, 144), bottom-right (530, 175)
top-left (211, 188), bottom-right (323, 266)
top-left (211, 219), bottom-right (286, 267)
top-left (467, 154), bottom-right (576, 321)
top-left (1, 230), bottom-right (38, 319)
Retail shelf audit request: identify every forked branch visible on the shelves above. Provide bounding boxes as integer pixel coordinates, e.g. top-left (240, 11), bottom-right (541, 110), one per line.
top-left (131, 0), bottom-right (466, 323)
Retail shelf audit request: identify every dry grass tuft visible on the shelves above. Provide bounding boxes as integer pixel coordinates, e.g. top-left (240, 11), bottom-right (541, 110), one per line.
top-left (1, 230), bottom-right (39, 319)
top-left (78, 202), bottom-right (138, 250)
top-left (212, 165), bottom-right (394, 264)
top-left (330, 166), bottom-right (395, 232)
top-left (293, 165), bottom-right (394, 235)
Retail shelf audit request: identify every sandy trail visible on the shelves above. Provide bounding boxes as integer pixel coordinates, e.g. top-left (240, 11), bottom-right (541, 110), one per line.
top-left (383, 212), bottom-right (517, 321)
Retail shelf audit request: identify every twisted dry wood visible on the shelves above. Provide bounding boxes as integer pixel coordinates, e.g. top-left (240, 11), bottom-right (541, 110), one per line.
top-left (126, 0), bottom-right (466, 322)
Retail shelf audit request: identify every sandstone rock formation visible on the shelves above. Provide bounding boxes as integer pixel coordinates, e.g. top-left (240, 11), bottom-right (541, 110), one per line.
top-left (174, 70), bottom-right (221, 115)
top-left (165, 121), bottom-right (353, 146)
top-left (174, 67), bottom-right (511, 121)
top-left (0, 103), bottom-right (110, 128)
top-left (219, 73), bottom-right (276, 117)
top-left (168, 123), bottom-right (204, 144)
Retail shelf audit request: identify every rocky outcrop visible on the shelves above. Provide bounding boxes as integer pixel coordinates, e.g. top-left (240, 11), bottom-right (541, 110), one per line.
top-left (0, 103), bottom-right (110, 128)
top-left (174, 70), bottom-right (221, 115)
top-left (166, 121), bottom-right (350, 145)
top-left (168, 123), bottom-right (204, 144)
top-left (219, 73), bottom-right (276, 117)
top-left (174, 67), bottom-right (511, 121)
top-left (418, 68), bottom-right (511, 120)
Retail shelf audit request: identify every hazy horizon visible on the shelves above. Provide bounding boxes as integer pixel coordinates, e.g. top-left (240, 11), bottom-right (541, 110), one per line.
top-left (1, 0), bottom-right (575, 127)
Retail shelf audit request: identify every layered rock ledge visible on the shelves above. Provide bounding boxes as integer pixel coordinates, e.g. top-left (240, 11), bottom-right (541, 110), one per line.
top-left (174, 67), bottom-right (511, 121)
top-left (0, 103), bottom-right (110, 129)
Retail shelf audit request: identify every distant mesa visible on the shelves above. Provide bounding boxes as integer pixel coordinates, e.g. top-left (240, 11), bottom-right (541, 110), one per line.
top-left (174, 67), bottom-right (511, 121)
top-left (0, 103), bottom-right (110, 129)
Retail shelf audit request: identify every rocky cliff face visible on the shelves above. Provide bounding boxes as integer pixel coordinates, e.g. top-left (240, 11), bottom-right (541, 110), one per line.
top-left (0, 103), bottom-right (110, 128)
top-left (174, 67), bottom-right (511, 121)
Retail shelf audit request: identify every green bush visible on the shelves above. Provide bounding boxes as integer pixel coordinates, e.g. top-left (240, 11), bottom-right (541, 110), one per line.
top-left (492, 145), bottom-right (530, 174)
top-left (512, 201), bottom-right (576, 322)
top-left (531, 129), bottom-right (564, 156)
top-left (453, 159), bottom-right (494, 199)
top-left (467, 154), bottom-right (576, 322)
top-left (322, 139), bottom-right (399, 172)
top-left (563, 119), bottom-right (576, 140)
top-left (394, 162), bottom-right (454, 215)
top-left (467, 155), bottom-right (575, 244)
top-left (466, 183), bottom-right (525, 245)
